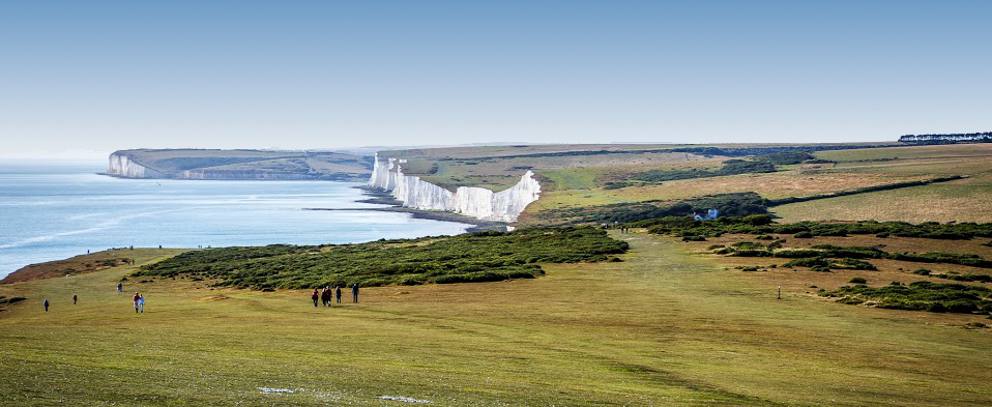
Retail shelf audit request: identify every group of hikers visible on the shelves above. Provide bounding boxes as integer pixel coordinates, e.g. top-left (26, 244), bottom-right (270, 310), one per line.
top-left (132, 292), bottom-right (146, 313)
top-left (120, 282), bottom-right (146, 313)
top-left (41, 281), bottom-right (363, 313)
top-left (41, 282), bottom-right (142, 313)
top-left (311, 284), bottom-right (360, 307)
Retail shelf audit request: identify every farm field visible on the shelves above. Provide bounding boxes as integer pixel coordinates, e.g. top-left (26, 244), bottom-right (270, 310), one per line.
top-left (1, 233), bottom-right (990, 406)
top-left (515, 143), bottom-right (992, 225)
top-left (773, 144), bottom-right (992, 223)
top-left (774, 175), bottom-right (992, 223)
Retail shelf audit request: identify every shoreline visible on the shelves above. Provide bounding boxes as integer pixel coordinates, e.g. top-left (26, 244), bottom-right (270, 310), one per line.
top-left (304, 187), bottom-right (509, 233)
top-left (97, 172), bottom-right (369, 182)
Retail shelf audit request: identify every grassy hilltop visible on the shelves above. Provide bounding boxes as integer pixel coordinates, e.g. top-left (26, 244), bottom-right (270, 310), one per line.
top-left (2, 232), bottom-right (990, 405)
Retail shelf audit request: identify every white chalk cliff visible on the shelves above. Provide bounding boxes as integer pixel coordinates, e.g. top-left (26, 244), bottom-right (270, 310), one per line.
top-left (107, 153), bottom-right (160, 178)
top-left (368, 154), bottom-right (541, 222)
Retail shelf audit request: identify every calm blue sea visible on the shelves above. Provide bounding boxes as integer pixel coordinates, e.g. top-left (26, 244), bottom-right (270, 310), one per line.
top-left (0, 162), bottom-right (468, 278)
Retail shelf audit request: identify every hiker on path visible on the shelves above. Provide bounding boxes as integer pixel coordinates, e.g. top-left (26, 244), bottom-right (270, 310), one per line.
top-left (73, 294), bottom-right (77, 305)
top-left (321, 287), bottom-right (332, 307)
top-left (351, 283), bottom-right (359, 303)
top-left (117, 282), bottom-right (123, 294)
top-left (311, 289), bottom-right (319, 307)
top-left (43, 298), bottom-right (49, 312)
top-left (137, 295), bottom-right (145, 313)
top-left (335, 286), bottom-right (342, 304)
top-left (133, 292), bottom-right (141, 313)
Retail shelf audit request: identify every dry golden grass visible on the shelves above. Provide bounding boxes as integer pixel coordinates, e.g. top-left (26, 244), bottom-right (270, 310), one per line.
top-left (527, 170), bottom-right (933, 213)
top-left (419, 151), bottom-right (720, 190)
top-left (523, 143), bottom-right (992, 224)
top-left (817, 143), bottom-right (992, 162)
top-left (774, 175), bottom-right (992, 223)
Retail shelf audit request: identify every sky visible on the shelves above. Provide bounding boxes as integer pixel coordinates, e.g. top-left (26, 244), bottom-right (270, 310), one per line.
top-left (1, 1), bottom-right (990, 160)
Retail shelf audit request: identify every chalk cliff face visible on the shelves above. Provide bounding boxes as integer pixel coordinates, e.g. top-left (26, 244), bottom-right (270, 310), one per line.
top-left (368, 154), bottom-right (541, 222)
top-left (107, 153), bottom-right (160, 178)
top-left (106, 149), bottom-right (371, 180)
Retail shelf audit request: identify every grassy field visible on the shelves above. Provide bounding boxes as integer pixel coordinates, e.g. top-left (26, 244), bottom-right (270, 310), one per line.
top-left (678, 232), bottom-right (992, 293)
top-left (774, 175), bottom-right (992, 223)
top-left (520, 143), bottom-right (992, 225)
top-left (1, 233), bottom-right (990, 405)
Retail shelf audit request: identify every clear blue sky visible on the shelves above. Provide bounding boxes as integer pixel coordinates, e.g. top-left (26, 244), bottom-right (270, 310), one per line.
top-left (1, 1), bottom-right (989, 159)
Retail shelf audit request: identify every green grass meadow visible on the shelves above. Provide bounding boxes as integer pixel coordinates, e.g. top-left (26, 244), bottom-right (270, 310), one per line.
top-left (1, 233), bottom-right (990, 406)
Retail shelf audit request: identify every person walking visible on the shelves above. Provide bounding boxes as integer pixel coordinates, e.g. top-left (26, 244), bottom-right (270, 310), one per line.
top-left (73, 294), bottom-right (78, 305)
top-left (335, 286), bottom-right (342, 304)
top-left (351, 283), bottom-right (359, 303)
top-left (43, 298), bottom-right (50, 312)
top-left (311, 289), bottom-right (319, 308)
top-left (321, 287), bottom-right (332, 307)
top-left (117, 282), bottom-right (123, 294)
top-left (133, 292), bottom-right (141, 313)
top-left (137, 294), bottom-right (145, 313)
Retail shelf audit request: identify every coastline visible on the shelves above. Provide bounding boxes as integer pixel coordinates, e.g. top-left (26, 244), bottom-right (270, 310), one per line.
top-left (0, 171), bottom-right (471, 279)
top-left (304, 187), bottom-right (509, 233)
top-left (97, 172), bottom-right (369, 182)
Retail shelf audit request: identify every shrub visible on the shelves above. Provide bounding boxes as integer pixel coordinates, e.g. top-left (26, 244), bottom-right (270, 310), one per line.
top-left (849, 277), bottom-right (867, 284)
top-left (794, 231), bottom-right (814, 238)
top-left (821, 281), bottom-right (992, 314)
top-left (135, 227), bottom-right (628, 290)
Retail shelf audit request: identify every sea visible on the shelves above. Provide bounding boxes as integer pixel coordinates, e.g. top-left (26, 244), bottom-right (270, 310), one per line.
top-left (0, 162), bottom-right (469, 278)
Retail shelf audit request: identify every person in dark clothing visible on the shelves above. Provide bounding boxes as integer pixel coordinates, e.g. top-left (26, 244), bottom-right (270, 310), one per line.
top-left (335, 286), bottom-right (342, 304)
top-left (117, 282), bottom-right (123, 294)
top-left (43, 298), bottom-right (49, 312)
top-left (351, 283), bottom-right (359, 303)
top-left (73, 294), bottom-right (77, 305)
top-left (321, 287), bottom-right (332, 307)
top-left (311, 289), bottom-right (319, 307)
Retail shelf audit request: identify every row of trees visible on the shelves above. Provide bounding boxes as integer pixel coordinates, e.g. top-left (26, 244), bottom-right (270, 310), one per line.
top-left (899, 132), bottom-right (992, 143)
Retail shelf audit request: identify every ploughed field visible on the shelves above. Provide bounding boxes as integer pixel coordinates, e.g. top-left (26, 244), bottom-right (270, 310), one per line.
top-left (1, 232), bottom-right (990, 406)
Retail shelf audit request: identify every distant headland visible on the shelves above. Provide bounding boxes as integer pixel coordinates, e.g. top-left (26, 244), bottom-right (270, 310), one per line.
top-left (105, 149), bottom-right (372, 181)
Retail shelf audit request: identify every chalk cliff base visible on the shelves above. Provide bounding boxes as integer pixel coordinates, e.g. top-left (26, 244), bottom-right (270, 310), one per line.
top-left (368, 155), bottom-right (541, 223)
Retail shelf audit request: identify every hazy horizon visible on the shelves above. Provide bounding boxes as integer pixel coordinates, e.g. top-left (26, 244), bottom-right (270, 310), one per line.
top-left (2, 1), bottom-right (990, 160)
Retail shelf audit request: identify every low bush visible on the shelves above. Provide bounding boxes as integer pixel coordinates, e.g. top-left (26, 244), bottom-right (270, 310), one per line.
top-left (136, 227), bottom-right (628, 290)
top-left (931, 272), bottom-right (992, 283)
top-left (627, 159), bottom-right (776, 185)
top-left (649, 218), bottom-right (992, 240)
top-left (783, 257), bottom-right (876, 271)
top-left (0, 296), bottom-right (27, 305)
top-left (849, 277), bottom-right (867, 284)
top-left (889, 252), bottom-right (992, 269)
top-left (821, 281), bottom-right (992, 314)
